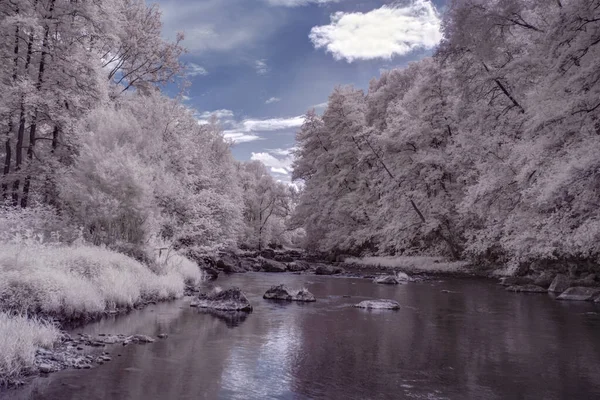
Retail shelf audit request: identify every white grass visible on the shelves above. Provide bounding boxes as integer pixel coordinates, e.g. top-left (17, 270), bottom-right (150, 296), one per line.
top-left (0, 313), bottom-right (60, 386)
top-left (345, 256), bottom-right (470, 273)
top-left (0, 243), bottom-right (204, 319)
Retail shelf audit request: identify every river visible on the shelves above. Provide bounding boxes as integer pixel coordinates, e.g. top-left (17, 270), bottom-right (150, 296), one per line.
top-left (4, 272), bottom-right (600, 399)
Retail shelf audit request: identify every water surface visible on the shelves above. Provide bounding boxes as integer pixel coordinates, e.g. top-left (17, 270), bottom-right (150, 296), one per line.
top-left (5, 273), bottom-right (600, 399)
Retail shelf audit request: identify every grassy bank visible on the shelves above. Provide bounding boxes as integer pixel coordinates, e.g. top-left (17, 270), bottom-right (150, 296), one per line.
top-left (344, 256), bottom-right (472, 275)
top-left (0, 242), bottom-right (204, 386)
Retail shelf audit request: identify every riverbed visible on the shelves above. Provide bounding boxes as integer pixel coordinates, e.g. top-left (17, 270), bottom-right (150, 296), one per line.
top-left (4, 273), bottom-right (600, 399)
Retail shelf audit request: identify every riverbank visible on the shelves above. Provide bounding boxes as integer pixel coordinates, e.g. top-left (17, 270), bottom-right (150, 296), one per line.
top-left (0, 242), bottom-right (203, 387)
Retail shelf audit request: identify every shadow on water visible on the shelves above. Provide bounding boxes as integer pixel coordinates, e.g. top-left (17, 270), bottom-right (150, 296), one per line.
top-left (197, 309), bottom-right (251, 329)
top-left (2, 272), bottom-right (600, 400)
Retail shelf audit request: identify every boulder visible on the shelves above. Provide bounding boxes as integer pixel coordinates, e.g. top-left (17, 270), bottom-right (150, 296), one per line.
top-left (548, 274), bottom-right (570, 293)
top-left (217, 254), bottom-right (245, 274)
top-left (239, 259), bottom-right (256, 272)
top-left (287, 261), bottom-right (311, 272)
top-left (202, 267), bottom-right (220, 280)
top-left (315, 265), bottom-right (344, 275)
top-left (191, 287), bottom-right (253, 311)
top-left (396, 272), bottom-right (413, 282)
top-left (557, 287), bottom-right (600, 301)
top-left (261, 248), bottom-right (276, 259)
top-left (261, 259), bottom-right (287, 273)
top-left (533, 271), bottom-right (555, 289)
top-left (373, 275), bottom-right (400, 284)
top-left (354, 300), bottom-right (401, 310)
top-left (574, 273), bottom-right (599, 287)
top-left (39, 363), bottom-right (53, 373)
top-left (263, 285), bottom-right (316, 302)
top-left (274, 254), bottom-right (295, 263)
top-left (506, 284), bottom-right (547, 293)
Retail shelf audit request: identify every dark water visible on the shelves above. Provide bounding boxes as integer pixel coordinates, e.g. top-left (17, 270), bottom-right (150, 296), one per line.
top-left (4, 273), bottom-right (600, 400)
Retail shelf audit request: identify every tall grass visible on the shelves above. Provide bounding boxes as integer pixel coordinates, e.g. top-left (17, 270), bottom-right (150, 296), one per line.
top-left (0, 313), bottom-right (60, 386)
top-left (0, 243), bottom-right (204, 320)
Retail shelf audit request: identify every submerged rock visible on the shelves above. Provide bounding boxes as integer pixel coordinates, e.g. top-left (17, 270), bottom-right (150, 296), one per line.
top-left (354, 300), bottom-right (400, 310)
top-left (191, 287), bottom-right (253, 311)
top-left (557, 287), bottom-right (600, 301)
top-left (506, 284), bottom-right (547, 293)
top-left (315, 265), bottom-right (344, 275)
top-left (261, 259), bottom-right (287, 273)
top-left (548, 274), bottom-right (570, 293)
top-left (373, 275), bottom-right (400, 284)
top-left (263, 285), bottom-right (316, 302)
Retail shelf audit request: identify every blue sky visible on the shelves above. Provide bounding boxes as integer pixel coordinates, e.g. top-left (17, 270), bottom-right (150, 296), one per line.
top-left (156, 0), bottom-right (447, 181)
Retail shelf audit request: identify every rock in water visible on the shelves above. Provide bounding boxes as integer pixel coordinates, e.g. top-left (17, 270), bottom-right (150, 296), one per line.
top-left (557, 287), bottom-right (600, 301)
top-left (548, 274), bottom-right (570, 293)
top-left (192, 287), bottom-right (253, 311)
top-left (506, 284), bottom-right (547, 293)
top-left (261, 259), bottom-right (287, 273)
top-left (294, 288), bottom-right (316, 302)
top-left (373, 275), bottom-right (400, 284)
top-left (264, 284), bottom-right (293, 300)
top-left (354, 300), bottom-right (401, 310)
top-left (315, 265), bottom-right (344, 275)
top-left (263, 285), bottom-right (316, 302)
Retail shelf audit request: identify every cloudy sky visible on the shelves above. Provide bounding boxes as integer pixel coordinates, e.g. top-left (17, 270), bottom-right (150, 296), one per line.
top-left (156, 0), bottom-right (447, 182)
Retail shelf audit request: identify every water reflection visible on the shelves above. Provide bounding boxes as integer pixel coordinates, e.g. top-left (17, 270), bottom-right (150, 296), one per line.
top-left (3, 274), bottom-right (600, 400)
top-left (197, 309), bottom-right (251, 328)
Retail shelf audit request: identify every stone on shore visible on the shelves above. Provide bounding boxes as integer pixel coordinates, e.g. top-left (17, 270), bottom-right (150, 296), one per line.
top-left (354, 300), bottom-right (400, 310)
top-left (557, 287), bottom-right (600, 301)
top-left (261, 259), bottom-right (288, 273)
top-left (315, 265), bottom-right (344, 275)
top-left (286, 261), bottom-right (311, 272)
top-left (548, 274), bottom-right (570, 293)
top-left (373, 275), bottom-right (400, 284)
top-left (191, 287), bottom-right (253, 311)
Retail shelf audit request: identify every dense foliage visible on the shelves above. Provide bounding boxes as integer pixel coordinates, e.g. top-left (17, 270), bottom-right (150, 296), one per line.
top-left (292, 0), bottom-right (600, 272)
top-left (0, 0), bottom-right (295, 256)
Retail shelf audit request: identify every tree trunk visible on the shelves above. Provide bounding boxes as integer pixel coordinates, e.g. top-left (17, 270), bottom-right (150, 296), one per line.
top-left (2, 23), bottom-right (19, 201)
top-left (12, 20), bottom-right (36, 206)
top-left (21, 0), bottom-right (55, 208)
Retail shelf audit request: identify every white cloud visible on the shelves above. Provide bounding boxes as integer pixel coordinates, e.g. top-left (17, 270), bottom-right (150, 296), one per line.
top-left (312, 102), bottom-right (328, 109)
top-left (198, 109), bottom-right (235, 120)
top-left (255, 59), bottom-right (269, 75)
top-left (186, 62), bottom-right (208, 76)
top-left (197, 111), bottom-right (304, 144)
top-left (197, 109), bottom-right (236, 125)
top-left (223, 132), bottom-right (264, 143)
top-left (251, 152), bottom-right (294, 173)
top-left (266, 97), bottom-right (281, 104)
top-left (271, 167), bottom-right (290, 175)
top-left (266, 0), bottom-right (341, 6)
top-left (241, 116), bottom-right (305, 132)
top-left (268, 147), bottom-right (297, 156)
top-left (309, 0), bottom-right (442, 62)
